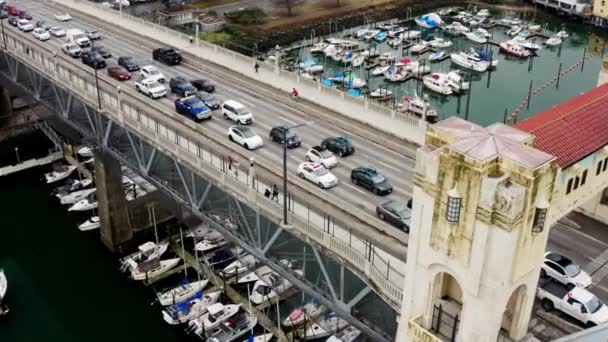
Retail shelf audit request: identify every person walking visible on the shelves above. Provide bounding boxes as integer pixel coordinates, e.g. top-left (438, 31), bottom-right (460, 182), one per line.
top-left (272, 184), bottom-right (279, 202)
top-left (227, 155), bottom-right (233, 170)
top-left (254, 62), bottom-right (259, 74)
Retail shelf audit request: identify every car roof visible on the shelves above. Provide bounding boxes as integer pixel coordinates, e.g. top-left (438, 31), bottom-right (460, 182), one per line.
top-left (224, 99), bottom-right (244, 108)
top-left (382, 200), bottom-right (407, 211)
top-left (569, 286), bottom-right (595, 303)
top-left (302, 162), bottom-right (323, 169)
top-left (546, 252), bottom-right (573, 268)
top-left (332, 136), bottom-right (349, 143)
top-left (232, 125), bottom-right (252, 133)
top-left (182, 96), bottom-right (200, 103)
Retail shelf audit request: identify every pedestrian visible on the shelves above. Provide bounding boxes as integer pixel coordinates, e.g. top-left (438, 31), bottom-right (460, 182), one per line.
top-left (254, 62), bottom-right (259, 74)
top-left (272, 184), bottom-right (279, 202)
top-left (264, 188), bottom-right (271, 198)
top-left (227, 155), bottom-right (233, 170)
top-left (233, 160), bottom-right (239, 177)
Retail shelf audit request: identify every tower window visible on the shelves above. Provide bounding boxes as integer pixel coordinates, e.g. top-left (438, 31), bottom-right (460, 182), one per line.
top-left (532, 195), bottom-right (549, 234)
top-left (446, 187), bottom-right (462, 223)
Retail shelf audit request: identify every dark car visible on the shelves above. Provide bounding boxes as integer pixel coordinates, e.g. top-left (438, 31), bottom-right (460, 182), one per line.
top-left (376, 200), bottom-right (411, 232)
top-left (107, 65), bottom-right (131, 81)
top-left (269, 126), bottom-right (301, 148)
top-left (7, 15), bottom-right (17, 26)
top-left (350, 167), bottom-right (393, 195)
top-left (35, 20), bottom-right (51, 30)
top-left (321, 136), bottom-right (355, 157)
top-left (191, 79), bottom-right (215, 93)
top-left (0, 10), bottom-right (8, 19)
top-left (117, 56), bottom-right (139, 71)
top-left (152, 47), bottom-right (181, 65)
top-left (17, 10), bottom-right (31, 20)
top-left (81, 51), bottom-right (106, 69)
top-left (91, 46), bottom-right (111, 58)
top-left (195, 91), bottom-right (220, 110)
top-left (169, 77), bottom-right (196, 97)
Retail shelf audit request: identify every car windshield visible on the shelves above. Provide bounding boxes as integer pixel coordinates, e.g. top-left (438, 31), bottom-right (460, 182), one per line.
top-left (190, 101), bottom-right (205, 109)
top-left (565, 263), bottom-right (582, 277)
top-left (586, 296), bottom-right (603, 314)
top-left (314, 168), bottom-right (329, 177)
top-left (388, 202), bottom-right (408, 215)
top-left (371, 174), bottom-right (386, 184)
top-left (320, 150), bottom-right (332, 158)
top-left (236, 107), bottom-right (250, 115)
top-left (240, 128), bottom-right (256, 138)
top-left (113, 67), bottom-right (127, 73)
top-left (74, 33), bottom-right (86, 40)
top-left (148, 69), bottom-right (160, 75)
top-left (123, 57), bottom-right (135, 64)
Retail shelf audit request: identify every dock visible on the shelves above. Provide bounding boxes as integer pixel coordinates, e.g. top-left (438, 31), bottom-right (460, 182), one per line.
top-left (0, 150), bottom-right (62, 177)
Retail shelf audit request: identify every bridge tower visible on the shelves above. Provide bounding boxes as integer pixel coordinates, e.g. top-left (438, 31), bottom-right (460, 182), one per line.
top-left (397, 117), bottom-right (558, 342)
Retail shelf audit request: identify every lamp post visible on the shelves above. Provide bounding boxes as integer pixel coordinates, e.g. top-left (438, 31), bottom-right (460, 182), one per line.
top-left (281, 121), bottom-right (313, 225)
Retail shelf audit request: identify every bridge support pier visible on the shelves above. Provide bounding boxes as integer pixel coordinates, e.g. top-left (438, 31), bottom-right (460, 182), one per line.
top-left (0, 86), bottom-right (11, 118)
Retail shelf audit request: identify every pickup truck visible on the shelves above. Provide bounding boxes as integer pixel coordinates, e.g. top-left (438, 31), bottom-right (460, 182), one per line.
top-left (135, 78), bottom-right (167, 99)
top-left (152, 47), bottom-right (182, 65)
top-left (62, 42), bottom-right (81, 58)
top-left (174, 96), bottom-right (212, 121)
top-left (538, 280), bottom-right (608, 326)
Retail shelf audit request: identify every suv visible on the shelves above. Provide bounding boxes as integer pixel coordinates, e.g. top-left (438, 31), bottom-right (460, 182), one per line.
top-left (542, 252), bottom-right (592, 288)
top-left (91, 46), bottom-right (111, 58)
top-left (191, 79), bottom-right (215, 93)
top-left (117, 56), bottom-right (139, 71)
top-left (62, 42), bottom-right (81, 57)
top-left (269, 126), bottom-right (301, 148)
top-left (222, 100), bottom-right (253, 125)
top-left (81, 51), bottom-right (106, 69)
top-left (169, 77), bottom-right (196, 97)
top-left (321, 137), bottom-right (355, 157)
top-left (153, 47), bottom-right (181, 65)
top-left (350, 167), bottom-right (392, 195)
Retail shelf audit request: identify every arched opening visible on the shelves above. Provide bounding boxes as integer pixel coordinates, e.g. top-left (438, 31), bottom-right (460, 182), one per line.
top-left (430, 272), bottom-right (463, 342)
top-left (499, 284), bottom-right (528, 341)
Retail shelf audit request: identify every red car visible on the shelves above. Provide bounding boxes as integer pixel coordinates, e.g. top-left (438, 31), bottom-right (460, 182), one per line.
top-left (7, 4), bottom-right (18, 16)
top-left (17, 10), bottom-right (32, 20)
top-left (107, 65), bottom-right (131, 81)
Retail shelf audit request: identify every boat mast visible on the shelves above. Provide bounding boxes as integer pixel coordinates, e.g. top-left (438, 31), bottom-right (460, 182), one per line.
top-left (180, 227), bottom-right (188, 279)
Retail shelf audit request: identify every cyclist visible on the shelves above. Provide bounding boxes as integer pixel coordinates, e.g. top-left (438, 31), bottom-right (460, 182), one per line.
top-left (290, 88), bottom-right (299, 101)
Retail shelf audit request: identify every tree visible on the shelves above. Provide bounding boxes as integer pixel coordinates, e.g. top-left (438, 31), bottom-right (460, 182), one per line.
top-left (272, 0), bottom-right (305, 17)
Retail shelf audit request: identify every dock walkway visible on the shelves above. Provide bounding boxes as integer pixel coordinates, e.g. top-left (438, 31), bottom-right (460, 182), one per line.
top-left (0, 150), bottom-right (62, 177)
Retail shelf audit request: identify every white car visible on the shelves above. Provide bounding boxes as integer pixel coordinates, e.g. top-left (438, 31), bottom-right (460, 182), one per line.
top-left (542, 252), bottom-right (592, 288)
top-left (17, 19), bottom-right (34, 32)
top-left (227, 126), bottom-right (263, 150)
top-left (135, 78), bottom-right (167, 99)
top-left (305, 146), bottom-right (338, 168)
top-left (140, 65), bottom-right (165, 83)
top-left (62, 42), bottom-right (82, 58)
top-left (297, 162), bottom-right (338, 189)
top-left (50, 26), bottom-right (66, 37)
top-left (55, 13), bottom-right (72, 22)
top-left (222, 100), bottom-right (253, 125)
top-left (33, 28), bottom-right (51, 41)
top-left (85, 30), bottom-right (101, 40)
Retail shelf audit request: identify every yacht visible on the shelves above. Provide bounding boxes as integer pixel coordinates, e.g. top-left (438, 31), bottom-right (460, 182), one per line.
top-left (297, 312), bottom-right (349, 340)
top-left (58, 188), bottom-right (96, 205)
top-left (188, 302), bottom-right (241, 335)
top-left (428, 50), bottom-right (446, 62)
top-left (327, 325), bottom-right (362, 342)
top-left (67, 196), bottom-right (98, 212)
top-left (446, 70), bottom-right (470, 92)
top-left (377, 22), bottom-right (396, 31)
top-left (465, 30), bottom-right (487, 44)
top-left (477, 9), bottom-right (490, 17)
top-left (369, 88), bottom-right (393, 100)
top-left (354, 28), bottom-right (370, 39)
top-left (362, 29), bottom-right (380, 40)
top-left (206, 313), bottom-right (257, 342)
top-left (510, 36), bottom-right (541, 50)
top-left (402, 30), bottom-right (421, 40)
top-left (371, 65), bottom-right (391, 76)
top-left (250, 268), bottom-right (304, 304)
top-left (410, 42), bottom-right (428, 53)
top-left (545, 36), bottom-right (562, 46)
top-left (220, 254), bottom-right (256, 278)
top-left (500, 41), bottom-right (531, 58)
top-left (158, 279), bottom-right (208, 306)
top-left (162, 290), bottom-right (221, 325)
top-left (450, 49), bottom-right (497, 72)
top-left (556, 30), bottom-right (569, 38)
top-left (45, 165), bottom-right (78, 184)
top-left (309, 42), bottom-right (327, 53)
top-left (384, 66), bottom-right (408, 82)
top-left (428, 37), bottom-right (452, 49)
top-left (282, 299), bottom-right (326, 327)
top-left (130, 257), bottom-right (181, 281)
top-left (195, 231), bottom-right (229, 252)
top-left (121, 241), bottom-right (170, 271)
top-left (506, 26), bottom-right (522, 37)
top-left (78, 216), bottom-right (100, 231)
top-left (387, 26), bottom-right (405, 38)
top-left (423, 73), bottom-right (453, 95)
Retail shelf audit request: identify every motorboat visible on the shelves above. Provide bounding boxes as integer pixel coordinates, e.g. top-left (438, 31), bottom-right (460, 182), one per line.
top-left (195, 231), bottom-right (229, 252)
top-left (556, 30), bottom-right (569, 38)
top-left (220, 254), bottom-right (256, 278)
top-left (206, 313), bottom-right (257, 342)
top-left (58, 177), bottom-right (93, 193)
top-left (528, 24), bottom-right (541, 32)
top-left (341, 51), bottom-right (356, 64)
top-left (250, 268), bottom-right (303, 304)
top-left (354, 28), bottom-right (370, 39)
top-left (410, 42), bottom-right (428, 53)
top-left (58, 188), bottom-right (96, 205)
top-left (158, 279), bottom-right (208, 306)
top-left (162, 290), bottom-right (221, 325)
top-left (446, 70), bottom-right (470, 92)
top-left (322, 44), bottom-right (339, 58)
top-left (428, 37), bottom-right (452, 49)
top-left (297, 312), bottom-right (349, 340)
top-left (384, 66), bottom-right (408, 82)
top-left (545, 36), bottom-right (562, 46)
top-left (121, 241), bottom-right (170, 271)
top-left (374, 31), bottom-right (387, 42)
top-left (506, 26), bottom-right (521, 37)
top-left (282, 299), bottom-right (327, 327)
top-left (77, 146), bottom-right (94, 158)
top-left (186, 224), bottom-right (212, 239)
top-left (45, 165), bottom-right (77, 184)
top-left (378, 52), bottom-right (396, 62)
top-left (344, 76), bottom-right (366, 89)
top-left (351, 54), bottom-right (365, 67)
top-left (442, 25), bottom-right (463, 36)
top-left (477, 9), bottom-right (490, 17)
top-left (509, 36), bottom-right (541, 50)
top-left (465, 30), bottom-right (487, 44)
top-left (387, 27), bottom-right (405, 38)
top-left (188, 302), bottom-right (241, 334)
top-left (327, 325), bottom-right (362, 342)
top-left (310, 42), bottom-right (327, 53)
top-left (130, 257), bottom-right (180, 281)
top-left (517, 28), bottom-right (530, 38)
top-left (369, 88), bottom-right (393, 100)
top-left (371, 65), bottom-right (391, 76)
top-left (377, 22), bottom-right (396, 31)
top-left (246, 333), bottom-right (273, 342)
top-left (423, 73), bottom-right (453, 95)
top-left (67, 196), bottom-right (98, 212)
top-left (397, 95), bottom-right (439, 123)
top-left (207, 246), bottom-right (242, 270)
top-left (450, 49), bottom-right (495, 72)
top-left (428, 50), bottom-right (446, 62)
top-left (0, 268), bottom-right (6, 304)
top-left (387, 36), bottom-right (403, 48)
top-left (78, 216), bottom-right (100, 231)
top-left (402, 30), bottom-right (421, 40)
top-left (500, 41), bottom-right (530, 58)
top-left (415, 13), bottom-right (443, 29)
top-left (362, 29), bottom-right (379, 40)
top-left (237, 259), bottom-right (293, 284)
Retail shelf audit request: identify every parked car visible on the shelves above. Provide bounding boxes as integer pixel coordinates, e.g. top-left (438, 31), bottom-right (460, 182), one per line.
top-left (140, 65), bottom-right (165, 83)
top-left (321, 136), bottom-right (355, 157)
top-left (269, 126), bottom-right (301, 148)
top-left (35, 20), bottom-right (51, 30)
top-left (85, 30), bottom-right (101, 40)
top-left (537, 280), bottom-right (608, 326)
top-left (135, 78), bottom-right (167, 99)
top-left (169, 77), bottom-right (196, 97)
top-left (7, 16), bottom-right (18, 26)
top-left (221, 99), bottom-right (253, 125)
top-left (152, 47), bottom-right (181, 65)
top-left (297, 162), bottom-right (338, 189)
top-left (62, 42), bottom-right (81, 58)
top-left (305, 146), bottom-right (337, 168)
top-left (350, 167), bottom-right (392, 195)
top-left (17, 19), bottom-right (33, 31)
top-left (55, 13), bottom-right (72, 21)
top-left (174, 96), bottom-right (212, 121)
top-left (107, 65), bottom-right (131, 81)
top-left (195, 91), bottom-right (220, 110)
top-left (191, 78), bottom-right (215, 93)
top-left (32, 27), bottom-right (50, 41)
top-left (117, 56), bottom-right (139, 71)
top-left (376, 200), bottom-right (411, 232)
top-left (227, 126), bottom-right (263, 150)
top-left (91, 46), bottom-right (111, 58)
top-left (541, 252), bottom-right (592, 288)
top-left (81, 51), bottom-right (106, 69)
top-left (49, 26), bottom-right (66, 37)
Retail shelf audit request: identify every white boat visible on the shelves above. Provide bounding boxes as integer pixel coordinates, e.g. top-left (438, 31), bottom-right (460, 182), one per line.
top-left (361, 29), bottom-right (379, 40)
top-left (122, 241), bottom-right (170, 270)
top-left (351, 54), bottom-right (365, 67)
top-left (186, 224), bottom-right (211, 239)
top-left (78, 216), bottom-right (100, 231)
top-left (384, 66), bottom-right (408, 82)
top-left (282, 300), bottom-right (327, 327)
top-left (397, 95), bottom-right (439, 123)
top-left (322, 44), bottom-right (339, 58)
top-left (428, 50), bottom-right (446, 62)
top-left (354, 29), bottom-right (370, 39)
top-left (310, 42), bottom-right (327, 53)
top-left (344, 77), bottom-right (366, 89)
top-left (378, 52), bottom-right (396, 62)
top-left (162, 290), bottom-right (221, 325)
top-left (423, 73), bottom-right (453, 95)
top-left (45, 165), bottom-right (77, 184)
top-left (189, 303), bottom-right (241, 334)
top-left (59, 178), bottom-right (93, 193)
top-left (77, 146), bottom-right (94, 158)
top-left (510, 36), bottom-right (541, 50)
top-left (371, 65), bottom-right (390, 76)
top-left (369, 88), bottom-right (393, 99)
top-left (387, 27), bottom-right (404, 38)
top-left (528, 24), bottom-right (541, 31)
top-left (465, 30), bottom-right (487, 44)
top-left (130, 257), bottom-right (181, 281)
top-left (477, 9), bottom-right (490, 17)
top-left (238, 259), bottom-right (293, 284)
top-left (298, 312), bottom-right (349, 340)
top-left (377, 22), bottom-right (395, 31)
top-left (428, 37), bottom-right (452, 49)
top-left (158, 279), bottom-right (208, 306)
top-left (415, 13), bottom-right (443, 29)
top-left (500, 41), bottom-right (530, 58)
top-left (506, 26), bottom-right (521, 37)
top-left (327, 325), bottom-right (362, 342)
top-left (207, 313), bottom-right (257, 342)
top-left (545, 36), bottom-right (562, 46)
top-left (301, 63), bottom-right (324, 73)
top-left (402, 30), bottom-right (421, 39)
top-left (0, 268), bottom-right (6, 303)
top-left (195, 231), bottom-right (229, 252)
top-left (556, 30), bottom-right (569, 38)
top-left (245, 333), bottom-right (273, 342)
top-left (410, 42), bottom-right (427, 53)
top-left (58, 188), bottom-right (96, 205)
top-left (250, 268), bottom-right (303, 304)
top-left (220, 254), bottom-right (256, 278)
top-left (450, 50), bottom-right (493, 72)
top-left (387, 36), bottom-right (403, 48)
top-left (67, 197), bottom-right (98, 211)
top-left (447, 71), bottom-right (470, 92)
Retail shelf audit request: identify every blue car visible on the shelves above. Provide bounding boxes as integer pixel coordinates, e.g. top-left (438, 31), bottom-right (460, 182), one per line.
top-left (174, 96), bottom-right (212, 121)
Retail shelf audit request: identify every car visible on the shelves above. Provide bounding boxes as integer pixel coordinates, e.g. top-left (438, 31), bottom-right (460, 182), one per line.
top-left (62, 42), bottom-right (81, 58)
top-left (17, 10), bottom-right (31, 20)
top-left (541, 252), bottom-right (592, 288)
top-left (91, 46), bottom-right (111, 58)
top-left (297, 162), bottom-right (338, 189)
top-left (140, 65), bottom-right (165, 83)
top-left (376, 200), bottom-right (411, 232)
top-left (169, 77), bottom-right (196, 97)
top-left (269, 126), bottom-right (301, 148)
top-left (117, 56), bottom-right (139, 71)
top-left (321, 136), bottom-right (355, 157)
top-left (350, 167), bottom-right (393, 195)
top-left (174, 96), bottom-right (212, 121)
top-left (49, 26), bottom-right (65, 37)
top-left (66, 29), bottom-right (90, 47)
top-left (305, 146), bottom-right (337, 169)
top-left (152, 47), bottom-right (181, 65)
top-left (227, 126), bottom-right (263, 150)
top-left (135, 78), bottom-right (167, 99)
top-left (221, 99), bottom-right (253, 125)
top-left (195, 91), bottom-right (220, 110)
top-left (35, 20), bottom-right (52, 30)
top-left (81, 51), bottom-right (106, 69)
top-left (32, 27), bottom-right (50, 41)
top-left (107, 65), bottom-right (131, 81)
top-left (17, 19), bottom-right (33, 31)
top-left (85, 30), bottom-right (101, 40)
top-left (55, 12), bottom-right (72, 21)
top-left (7, 16), bottom-right (18, 26)
top-left (191, 79), bottom-right (215, 93)
top-left (537, 280), bottom-right (608, 327)
top-left (0, 10), bottom-right (7, 19)
top-left (6, 4), bottom-right (17, 16)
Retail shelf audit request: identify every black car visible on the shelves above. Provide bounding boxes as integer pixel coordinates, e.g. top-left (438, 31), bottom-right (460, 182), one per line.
top-left (269, 126), bottom-right (301, 148)
top-left (81, 51), bottom-right (106, 69)
top-left (7, 16), bottom-right (18, 26)
top-left (321, 136), bottom-right (355, 157)
top-left (191, 79), bottom-right (215, 93)
top-left (35, 20), bottom-right (51, 30)
top-left (117, 56), bottom-right (139, 71)
top-left (195, 91), bottom-right (220, 110)
top-left (91, 46), bottom-right (111, 59)
top-left (350, 167), bottom-right (393, 195)
top-left (169, 77), bottom-right (196, 97)
top-left (152, 47), bottom-right (181, 65)
top-left (0, 10), bottom-right (8, 19)
top-left (376, 200), bottom-right (411, 232)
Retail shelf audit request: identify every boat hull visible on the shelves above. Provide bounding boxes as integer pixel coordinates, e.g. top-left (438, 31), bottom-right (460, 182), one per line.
top-left (158, 279), bottom-right (208, 306)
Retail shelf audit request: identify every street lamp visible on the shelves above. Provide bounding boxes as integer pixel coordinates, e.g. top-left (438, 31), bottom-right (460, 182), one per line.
top-left (281, 121), bottom-right (313, 225)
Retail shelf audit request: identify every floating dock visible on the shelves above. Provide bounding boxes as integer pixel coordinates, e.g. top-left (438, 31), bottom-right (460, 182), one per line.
top-left (0, 150), bottom-right (63, 177)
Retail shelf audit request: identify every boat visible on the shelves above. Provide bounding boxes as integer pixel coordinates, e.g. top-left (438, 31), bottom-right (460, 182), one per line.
top-left (121, 241), bottom-right (170, 271)
top-left (130, 257), bottom-right (181, 281)
top-left (402, 30), bottom-right (421, 39)
top-left (509, 36), bottom-right (541, 50)
top-left (309, 42), bottom-right (327, 53)
top-left (465, 30), bottom-right (487, 44)
top-left (206, 313), bottom-right (258, 342)
top-left (371, 65), bottom-right (391, 76)
top-left (186, 224), bottom-right (212, 239)
top-left (506, 26), bottom-right (521, 37)
top-left (0, 268), bottom-right (6, 303)
top-left (377, 22), bottom-right (396, 31)
top-left (423, 73), bottom-right (453, 95)
top-left (545, 36), bottom-right (562, 46)
top-left (369, 88), bottom-right (393, 100)
top-left (67, 196), bottom-right (98, 211)
top-left (446, 70), bottom-right (470, 92)
top-left (387, 27), bottom-right (404, 38)
top-left (282, 299), bottom-right (327, 327)
top-left (517, 28), bottom-right (530, 38)
top-left (250, 268), bottom-right (303, 304)
top-left (207, 246), bottom-right (242, 270)
top-left (238, 259), bottom-right (293, 284)
top-left (500, 41), bottom-right (530, 58)
top-left (59, 178), bottom-right (93, 193)
top-left (397, 95), bottom-right (439, 123)
top-left (162, 290), bottom-right (221, 325)
top-left (362, 29), bottom-right (379, 40)
top-left (354, 29), bottom-right (370, 39)
top-left (528, 24), bottom-right (541, 32)
top-left (442, 26), bottom-right (462, 36)
top-left (78, 216), bottom-right (100, 231)
top-left (415, 13), bottom-right (442, 29)
top-left (77, 146), bottom-right (94, 158)
top-left (344, 76), bottom-right (366, 89)
top-left (410, 42), bottom-right (427, 53)
top-left (299, 61), bottom-right (323, 73)
top-left (351, 54), bottom-right (365, 67)
top-left (384, 66), bottom-right (408, 82)
top-left (556, 30), bottom-right (569, 38)
top-left (245, 333), bottom-right (273, 342)
top-left (58, 188), bottom-right (96, 205)
top-left (158, 279), bottom-right (208, 306)
top-left (428, 50), bottom-right (446, 62)
top-left (45, 165), bottom-right (77, 184)
top-left (195, 230), bottom-right (229, 252)
top-left (188, 302), bottom-right (242, 334)
top-left (374, 31), bottom-right (387, 42)
top-left (428, 37), bottom-right (452, 49)
top-left (378, 52), bottom-right (396, 62)
top-left (476, 9), bottom-right (490, 17)
top-left (220, 254), bottom-right (256, 278)
top-left (322, 44), bottom-right (339, 58)
top-left (450, 49), bottom-right (496, 72)
top-left (327, 325), bottom-right (362, 342)
top-left (297, 312), bottom-right (349, 340)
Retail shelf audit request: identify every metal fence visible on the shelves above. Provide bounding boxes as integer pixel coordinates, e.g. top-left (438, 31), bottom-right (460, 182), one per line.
top-left (431, 304), bottom-right (460, 342)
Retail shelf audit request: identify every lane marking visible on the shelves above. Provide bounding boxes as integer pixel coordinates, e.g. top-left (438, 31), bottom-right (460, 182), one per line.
top-left (279, 116), bottom-right (298, 126)
top-left (343, 183), bottom-right (368, 196)
top-left (379, 161), bottom-right (402, 173)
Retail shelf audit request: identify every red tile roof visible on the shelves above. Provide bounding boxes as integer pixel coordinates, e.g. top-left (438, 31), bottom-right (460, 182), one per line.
top-left (515, 83), bottom-right (608, 168)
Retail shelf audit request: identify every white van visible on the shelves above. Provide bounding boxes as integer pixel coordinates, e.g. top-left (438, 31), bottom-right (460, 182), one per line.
top-left (66, 29), bottom-right (90, 47)
top-left (222, 100), bottom-right (253, 125)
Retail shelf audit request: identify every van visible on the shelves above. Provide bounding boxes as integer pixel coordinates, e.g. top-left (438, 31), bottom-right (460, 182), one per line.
top-left (66, 29), bottom-right (90, 47)
top-left (222, 100), bottom-right (253, 125)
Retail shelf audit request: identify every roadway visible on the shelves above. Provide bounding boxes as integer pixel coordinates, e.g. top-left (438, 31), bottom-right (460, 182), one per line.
top-left (11, 0), bottom-right (418, 232)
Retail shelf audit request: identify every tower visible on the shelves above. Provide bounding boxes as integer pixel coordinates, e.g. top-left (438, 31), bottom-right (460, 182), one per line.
top-left (398, 117), bottom-right (558, 342)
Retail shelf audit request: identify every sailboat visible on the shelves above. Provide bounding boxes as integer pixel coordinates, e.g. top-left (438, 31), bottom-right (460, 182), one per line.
top-left (297, 312), bottom-right (349, 340)
top-left (130, 257), bottom-right (181, 281)
top-left (78, 216), bottom-right (100, 231)
top-left (220, 254), bottom-right (256, 278)
top-left (45, 165), bottom-right (77, 184)
top-left (55, 177), bottom-right (93, 193)
top-left (423, 73), bottom-right (453, 95)
top-left (121, 241), bottom-right (170, 271)
top-left (0, 268), bottom-right (7, 316)
top-left (283, 299), bottom-right (327, 327)
top-left (77, 146), bottom-right (94, 158)
top-left (188, 302), bottom-right (242, 335)
top-left (58, 188), bottom-right (96, 205)
top-left (250, 268), bottom-right (304, 304)
top-left (195, 230), bottom-right (229, 252)
top-left (67, 195), bottom-right (98, 211)
top-left (237, 259), bottom-right (293, 284)
top-left (206, 313), bottom-right (258, 342)
top-left (162, 290), bottom-right (222, 325)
